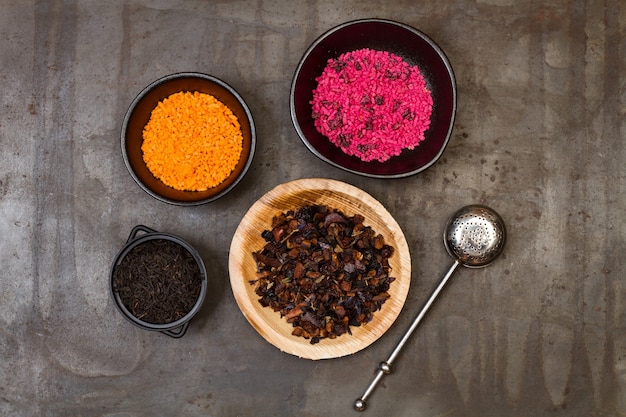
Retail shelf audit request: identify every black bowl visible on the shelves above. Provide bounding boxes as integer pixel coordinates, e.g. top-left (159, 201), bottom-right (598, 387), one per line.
top-left (110, 225), bottom-right (208, 338)
top-left (290, 19), bottom-right (456, 178)
top-left (121, 72), bottom-right (256, 205)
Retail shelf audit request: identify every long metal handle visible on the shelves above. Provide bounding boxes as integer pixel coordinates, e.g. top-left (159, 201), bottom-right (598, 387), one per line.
top-left (353, 260), bottom-right (461, 412)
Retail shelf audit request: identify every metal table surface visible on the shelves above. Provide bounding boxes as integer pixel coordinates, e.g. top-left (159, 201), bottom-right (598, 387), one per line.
top-left (0, 1), bottom-right (624, 416)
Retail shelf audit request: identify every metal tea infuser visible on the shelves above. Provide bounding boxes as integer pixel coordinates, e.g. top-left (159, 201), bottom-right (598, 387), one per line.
top-left (354, 204), bottom-right (506, 411)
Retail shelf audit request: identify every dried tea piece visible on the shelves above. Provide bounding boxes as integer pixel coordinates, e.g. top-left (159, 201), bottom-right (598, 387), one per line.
top-left (250, 204), bottom-right (395, 344)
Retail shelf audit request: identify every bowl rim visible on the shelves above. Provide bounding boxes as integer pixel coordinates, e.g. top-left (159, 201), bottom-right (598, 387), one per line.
top-left (121, 71), bottom-right (256, 206)
top-left (289, 18), bottom-right (457, 179)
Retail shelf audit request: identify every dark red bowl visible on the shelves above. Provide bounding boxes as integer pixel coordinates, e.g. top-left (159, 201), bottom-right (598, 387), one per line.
top-left (121, 72), bottom-right (256, 205)
top-left (290, 19), bottom-right (456, 178)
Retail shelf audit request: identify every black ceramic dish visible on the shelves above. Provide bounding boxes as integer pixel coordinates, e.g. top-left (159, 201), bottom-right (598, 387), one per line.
top-left (121, 72), bottom-right (256, 205)
top-left (290, 19), bottom-right (456, 178)
top-left (110, 225), bottom-right (208, 338)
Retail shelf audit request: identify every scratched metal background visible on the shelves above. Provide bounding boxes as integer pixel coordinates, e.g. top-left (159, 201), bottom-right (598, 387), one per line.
top-left (0, 1), bottom-right (624, 416)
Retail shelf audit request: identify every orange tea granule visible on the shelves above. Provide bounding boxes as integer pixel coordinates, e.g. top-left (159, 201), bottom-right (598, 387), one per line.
top-left (142, 91), bottom-right (243, 191)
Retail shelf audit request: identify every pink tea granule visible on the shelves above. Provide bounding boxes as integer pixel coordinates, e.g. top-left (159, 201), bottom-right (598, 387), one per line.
top-left (310, 48), bottom-right (433, 162)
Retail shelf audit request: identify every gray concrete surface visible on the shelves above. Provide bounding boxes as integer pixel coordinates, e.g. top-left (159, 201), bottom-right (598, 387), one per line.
top-left (1, 0), bottom-right (625, 416)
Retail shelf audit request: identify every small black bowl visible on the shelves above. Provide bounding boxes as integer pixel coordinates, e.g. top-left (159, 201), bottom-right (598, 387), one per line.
top-left (121, 72), bottom-right (256, 205)
top-left (110, 225), bottom-right (208, 338)
top-left (290, 19), bottom-right (456, 178)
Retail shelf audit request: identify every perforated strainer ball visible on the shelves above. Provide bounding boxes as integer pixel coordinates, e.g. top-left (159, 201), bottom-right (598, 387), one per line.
top-left (443, 204), bottom-right (506, 268)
